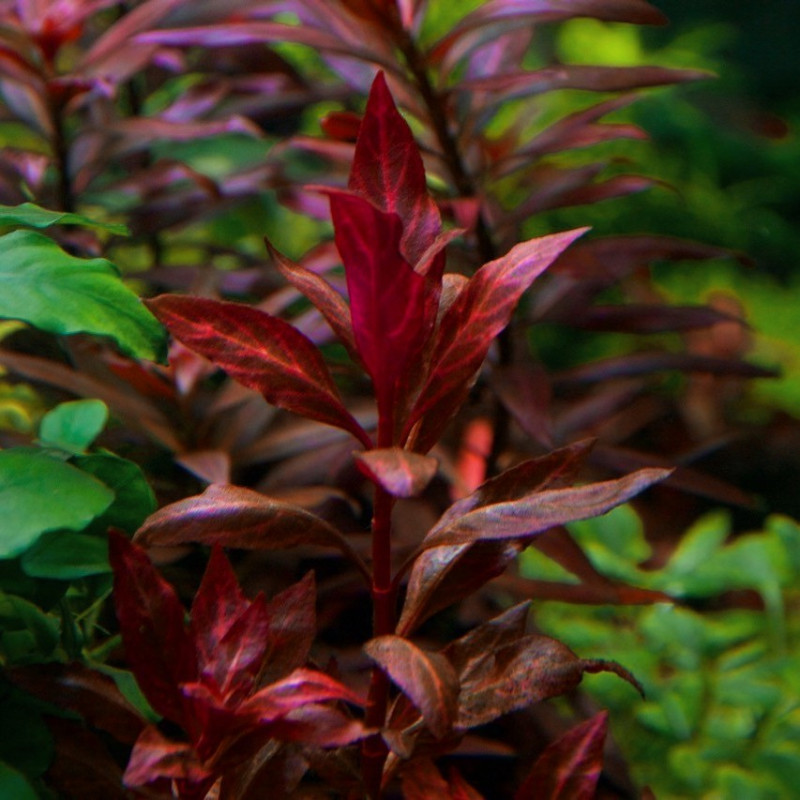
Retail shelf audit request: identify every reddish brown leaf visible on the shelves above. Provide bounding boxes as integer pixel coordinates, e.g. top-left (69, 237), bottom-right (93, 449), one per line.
top-left (354, 447), bottom-right (439, 497)
top-left (264, 704), bottom-right (367, 747)
top-left (134, 484), bottom-right (368, 577)
top-left (514, 712), bottom-right (608, 800)
top-left (442, 605), bottom-right (641, 730)
top-left (348, 71), bottom-right (441, 267)
top-left (364, 635), bottom-right (459, 738)
top-left (146, 294), bottom-right (371, 447)
top-left (573, 303), bottom-right (744, 333)
top-left (401, 759), bottom-right (451, 798)
top-left (449, 767), bottom-right (486, 800)
top-left (320, 109), bottom-right (363, 142)
top-left (108, 531), bottom-right (196, 727)
top-left (406, 229), bottom-right (587, 451)
top-left (421, 467), bottom-right (670, 549)
top-left (397, 540), bottom-right (523, 636)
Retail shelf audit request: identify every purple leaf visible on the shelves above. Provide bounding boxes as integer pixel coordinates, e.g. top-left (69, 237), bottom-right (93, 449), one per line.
top-left (364, 635), bottom-right (459, 739)
top-left (354, 448), bottom-right (439, 498)
top-left (406, 228), bottom-right (586, 452)
top-left (108, 531), bottom-right (196, 727)
top-left (123, 725), bottom-right (212, 789)
top-left (514, 712), bottom-right (608, 800)
top-left (147, 294), bottom-right (371, 446)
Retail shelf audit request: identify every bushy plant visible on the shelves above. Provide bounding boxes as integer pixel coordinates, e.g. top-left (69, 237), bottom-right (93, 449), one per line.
top-left (0, 1), bottom-right (781, 798)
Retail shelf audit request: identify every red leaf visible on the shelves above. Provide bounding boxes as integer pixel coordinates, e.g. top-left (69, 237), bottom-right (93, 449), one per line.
top-left (124, 725), bottom-right (212, 789)
top-left (190, 549), bottom-right (271, 700)
top-left (258, 572), bottom-right (317, 685)
top-left (515, 712), bottom-right (608, 800)
top-left (349, 71), bottom-right (441, 267)
top-left (401, 759), bottom-right (451, 798)
top-left (320, 109), bottom-right (363, 142)
top-left (421, 467), bottom-right (670, 549)
top-left (264, 704), bottom-right (367, 747)
top-left (355, 448), bottom-right (438, 497)
top-left (364, 635), bottom-right (459, 738)
top-left (330, 193), bottom-right (438, 408)
top-left (406, 229), bottom-right (586, 451)
top-left (265, 238), bottom-right (360, 363)
top-left (146, 295), bottom-right (371, 447)
top-left (108, 532), bottom-right (196, 727)
top-left (134, 484), bottom-right (367, 575)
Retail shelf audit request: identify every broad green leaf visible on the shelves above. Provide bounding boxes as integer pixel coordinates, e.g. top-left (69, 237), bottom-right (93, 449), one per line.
top-left (39, 399), bottom-right (109, 454)
top-left (0, 230), bottom-right (167, 361)
top-left (0, 449), bottom-right (114, 558)
top-left (0, 202), bottom-right (129, 235)
top-left (74, 453), bottom-right (157, 533)
top-left (21, 530), bottom-right (110, 579)
top-left (95, 663), bottom-right (161, 724)
top-left (0, 762), bottom-right (38, 800)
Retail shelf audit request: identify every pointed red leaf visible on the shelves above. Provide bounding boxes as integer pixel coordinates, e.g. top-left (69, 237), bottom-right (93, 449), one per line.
top-left (401, 759), bottom-right (451, 798)
top-left (364, 635), bottom-right (459, 739)
top-left (124, 725), bottom-right (212, 788)
top-left (258, 572), bottom-right (317, 685)
top-left (331, 194), bottom-right (438, 407)
top-left (355, 448), bottom-right (438, 497)
top-left (265, 238), bottom-right (360, 362)
top-left (264, 704), bottom-right (367, 747)
top-left (146, 294), bottom-right (371, 446)
top-left (134, 484), bottom-right (367, 575)
top-left (349, 71), bottom-right (441, 267)
top-left (108, 531), bottom-right (196, 726)
top-left (406, 229), bottom-right (587, 451)
top-left (515, 712), bottom-right (608, 800)
top-left (449, 768), bottom-right (486, 800)
top-left (422, 467), bottom-right (670, 549)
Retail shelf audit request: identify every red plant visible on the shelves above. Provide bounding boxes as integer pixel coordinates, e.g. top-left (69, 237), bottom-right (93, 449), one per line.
top-left (120, 72), bottom-right (669, 799)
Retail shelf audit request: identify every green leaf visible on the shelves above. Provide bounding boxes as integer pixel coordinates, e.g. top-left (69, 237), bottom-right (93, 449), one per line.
top-left (39, 399), bottom-right (109, 454)
top-left (0, 202), bottom-right (129, 235)
top-left (0, 761), bottom-right (38, 800)
top-left (21, 530), bottom-right (110, 579)
top-left (0, 229), bottom-right (167, 361)
top-left (74, 453), bottom-right (157, 534)
top-left (0, 449), bottom-right (114, 558)
top-left (0, 591), bottom-right (61, 663)
top-left (95, 663), bottom-right (161, 723)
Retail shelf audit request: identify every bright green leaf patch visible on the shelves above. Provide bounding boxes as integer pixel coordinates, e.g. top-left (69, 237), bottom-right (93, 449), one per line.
top-left (0, 449), bottom-right (114, 558)
top-left (0, 202), bottom-right (129, 236)
top-left (39, 399), bottom-right (109, 454)
top-left (21, 530), bottom-right (110, 579)
top-left (0, 230), bottom-right (167, 362)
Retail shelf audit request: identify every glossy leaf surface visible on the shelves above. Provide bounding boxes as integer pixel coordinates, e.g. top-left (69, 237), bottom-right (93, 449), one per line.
top-left (0, 230), bottom-right (166, 361)
top-left (0, 202), bottom-right (128, 234)
top-left (147, 294), bottom-right (370, 445)
top-left (354, 448), bottom-right (438, 497)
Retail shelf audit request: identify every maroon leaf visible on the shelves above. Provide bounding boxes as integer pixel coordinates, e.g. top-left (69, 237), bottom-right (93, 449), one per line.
top-left (406, 229), bottom-right (587, 451)
top-left (514, 712), bottom-right (608, 800)
top-left (330, 193), bottom-right (437, 408)
top-left (572, 303), bottom-right (744, 333)
top-left (108, 531), bottom-right (196, 727)
top-left (364, 635), bottom-right (459, 738)
top-left (258, 572), bottom-right (317, 685)
top-left (190, 547), bottom-right (271, 699)
top-left (146, 294), bottom-right (371, 447)
top-left (421, 467), bottom-right (670, 549)
top-left (449, 767), bottom-right (486, 800)
top-left (134, 484), bottom-right (369, 577)
top-left (354, 448), bottom-right (439, 497)
top-left (265, 238), bottom-right (360, 362)
top-left (264, 704), bottom-right (367, 747)
top-left (348, 71), bottom-right (441, 267)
